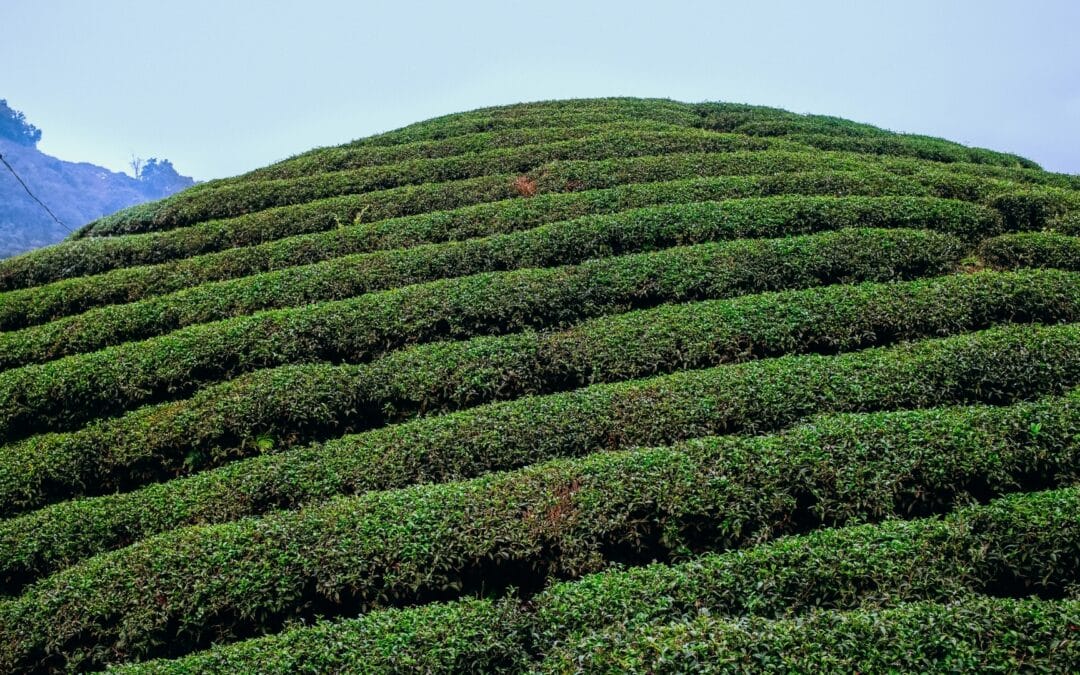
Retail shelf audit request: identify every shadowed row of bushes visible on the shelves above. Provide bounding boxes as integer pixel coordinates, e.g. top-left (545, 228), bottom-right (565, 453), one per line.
top-left (0, 169), bottom-right (934, 295)
top-left (111, 485), bottom-right (1080, 673)
top-left (89, 121), bottom-right (1050, 239)
top-left (980, 232), bottom-right (1080, 271)
top-left (2, 189), bottom-right (984, 329)
top-left (0, 228), bottom-right (963, 439)
top-left (4, 285), bottom-right (1075, 520)
top-left (7, 147), bottom-right (1070, 292)
top-left (2, 442), bottom-right (1075, 671)
top-left (0, 195), bottom-right (996, 338)
top-left (2, 372), bottom-right (1075, 596)
top-left (541, 596), bottom-right (1079, 673)
top-left (83, 129), bottom-right (784, 235)
top-left (212, 120), bottom-right (690, 185)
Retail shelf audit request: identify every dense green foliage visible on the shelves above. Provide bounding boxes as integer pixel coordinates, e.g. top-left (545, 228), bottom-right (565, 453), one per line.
top-left (1, 98), bottom-right (1077, 672)
top-left (2, 269), bottom-right (1075, 517)
top-left (1, 406), bottom-right (1076, 670)
top-left (0, 170), bottom-right (930, 293)
top-left (540, 597), bottom-right (1080, 673)
top-left (0, 227), bottom-right (962, 435)
top-left (2, 380), bottom-right (1076, 595)
top-left (102, 487), bottom-right (1080, 672)
top-left (0, 195), bottom-right (995, 330)
top-left (980, 231), bottom-right (1080, 271)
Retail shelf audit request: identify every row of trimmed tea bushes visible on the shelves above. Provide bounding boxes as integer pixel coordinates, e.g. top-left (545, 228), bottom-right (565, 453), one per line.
top-left (71, 95), bottom-right (1058, 239)
top-left (541, 597), bottom-right (1079, 673)
top-left (5, 149), bottom-right (1059, 292)
top-left (112, 487), bottom-right (1080, 674)
top-left (0, 227), bottom-right (960, 436)
top-left (336, 98), bottom-right (1033, 168)
top-left (981, 232), bottom-right (1080, 272)
top-left (783, 131), bottom-right (1040, 169)
top-left (83, 141), bottom-right (1065, 241)
top-left (0, 169), bottom-right (934, 298)
top-left (530, 152), bottom-right (1079, 213)
top-left (2, 401), bottom-right (1077, 673)
top-left (1056, 210), bottom-right (1080, 233)
top-left (1, 298), bottom-right (1074, 538)
top-left (3, 371), bottom-right (1076, 595)
top-left (84, 129), bottom-right (784, 235)
top-left (343, 97), bottom-right (705, 148)
top-left (75, 99), bottom-right (710, 231)
top-left (116, 596), bottom-right (528, 674)
top-left (694, 102), bottom-right (1041, 168)
top-left (0, 195), bottom-right (993, 342)
top-left (209, 120), bottom-right (691, 186)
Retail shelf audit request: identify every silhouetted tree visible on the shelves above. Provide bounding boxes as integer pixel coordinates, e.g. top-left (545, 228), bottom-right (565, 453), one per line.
top-left (0, 99), bottom-right (42, 147)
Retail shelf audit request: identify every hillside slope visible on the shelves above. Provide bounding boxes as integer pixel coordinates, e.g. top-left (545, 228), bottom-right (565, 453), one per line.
top-left (0, 98), bottom-right (1078, 673)
top-left (0, 99), bottom-right (194, 258)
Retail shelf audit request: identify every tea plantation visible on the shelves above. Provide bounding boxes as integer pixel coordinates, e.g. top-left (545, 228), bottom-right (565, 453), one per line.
top-left (0, 98), bottom-right (1078, 672)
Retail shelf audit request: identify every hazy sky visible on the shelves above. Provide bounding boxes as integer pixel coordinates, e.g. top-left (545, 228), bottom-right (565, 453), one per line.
top-left (3, 0), bottom-right (1078, 180)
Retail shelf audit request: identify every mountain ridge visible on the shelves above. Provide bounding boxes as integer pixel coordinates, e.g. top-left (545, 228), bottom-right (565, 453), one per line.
top-left (0, 99), bottom-right (194, 258)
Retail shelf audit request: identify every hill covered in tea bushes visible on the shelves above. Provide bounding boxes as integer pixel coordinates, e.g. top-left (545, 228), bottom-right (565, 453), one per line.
top-left (0, 98), bottom-right (1078, 672)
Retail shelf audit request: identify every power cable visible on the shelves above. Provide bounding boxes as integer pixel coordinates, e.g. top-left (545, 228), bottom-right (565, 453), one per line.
top-left (0, 151), bottom-right (73, 233)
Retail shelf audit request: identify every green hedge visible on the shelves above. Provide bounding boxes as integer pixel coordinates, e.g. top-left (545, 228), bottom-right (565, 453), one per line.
top-left (540, 597), bottom-right (1079, 673)
top-left (112, 597), bottom-right (528, 674)
top-left (8, 149), bottom-right (1058, 292)
top-left (328, 98), bottom-right (705, 148)
top-left (8, 251), bottom-right (1044, 517)
top-left (697, 102), bottom-right (1040, 168)
top-left (0, 195), bottom-right (995, 338)
top-left (2, 365), bottom-right (1076, 596)
top-left (2, 381), bottom-right (1077, 671)
top-left (530, 485), bottom-right (1080, 645)
top-left (110, 487), bottom-right (1080, 674)
top-left (980, 232), bottom-right (1080, 271)
top-left (222, 120), bottom-right (687, 184)
top-left (0, 227), bottom-right (963, 438)
top-left (4, 278), bottom-right (1075, 527)
top-left (86, 129), bottom-right (783, 236)
top-left (788, 132), bottom-right (1043, 168)
top-left (0, 170), bottom-right (932, 296)
top-left (12, 264), bottom-right (1059, 517)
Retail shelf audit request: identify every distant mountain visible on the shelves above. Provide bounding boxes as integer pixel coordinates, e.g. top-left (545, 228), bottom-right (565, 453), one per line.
top-left (0, 99), bottom-right (193, 258)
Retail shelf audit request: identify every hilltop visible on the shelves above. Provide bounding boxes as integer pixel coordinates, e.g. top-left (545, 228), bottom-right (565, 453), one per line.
top-left (0, 98), bottom-right (1077, 672)
top-left (0, 99), bottom-right (194, 258)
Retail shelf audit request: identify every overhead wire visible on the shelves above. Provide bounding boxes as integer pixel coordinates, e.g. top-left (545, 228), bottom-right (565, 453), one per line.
top-left (0, 151), bottom-right (73, 233)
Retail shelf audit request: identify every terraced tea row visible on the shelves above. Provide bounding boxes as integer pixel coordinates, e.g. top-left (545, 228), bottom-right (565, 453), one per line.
top-left (542, 596), bottom-right (1079, 672)
top-left (7, 483), bottom-right (1076, 672)
top-left (2, 378), bottom-right (1075, 596)
top-left (211, 120), bottom-right (695, 184)
top-left (5, 265), bottom-right (1069, 517)
top-left (980, 231), bottom-right (1080, 272)
top-left (0, 194), bottom-right (995, 331)
top-left (96, 130), bottom-right (787, 233)
top-left (0, 170), bottom-right (931, 293)
top-left (0, 227), bottom-right (961, 437)
top-left (0, 196), bottom-right (997, 346)
top-left (6, 149), bottom-right (1073, 290)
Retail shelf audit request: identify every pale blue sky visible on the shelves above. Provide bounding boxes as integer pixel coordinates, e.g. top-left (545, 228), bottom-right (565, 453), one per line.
top-left (3, 0), bottom-right (1078, 180)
